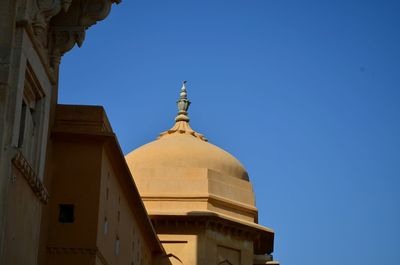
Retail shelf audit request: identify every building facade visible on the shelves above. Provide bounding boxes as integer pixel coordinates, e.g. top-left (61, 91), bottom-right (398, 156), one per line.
top-left (0, 0), bottom-right (122, 264)
top-left (0, 1), bottom-right (279, 264)
top-left (45, 104), bottom-right (165, 265)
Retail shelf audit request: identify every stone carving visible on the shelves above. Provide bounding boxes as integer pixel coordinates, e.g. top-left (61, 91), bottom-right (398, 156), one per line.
top-left (12, 151), bottom-right (50, 204)
top-left (176, 80), bottom-right (191, 121)
top-left (48, 0), bottom-right (120, 67)
top-left (32, 0), bottom-right (72, 37)
top-left (25, 0), bottom-right (120, 73)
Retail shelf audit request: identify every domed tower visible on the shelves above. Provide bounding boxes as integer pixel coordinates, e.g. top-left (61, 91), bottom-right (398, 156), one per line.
top-left (125, 82), bottom-right (278, 265)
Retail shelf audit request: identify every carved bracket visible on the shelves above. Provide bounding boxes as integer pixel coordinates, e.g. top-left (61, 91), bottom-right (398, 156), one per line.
top-left (48, 0), bottom-right (120, 68)
top-left (25, 0), bottom-right (120, 74)
top-left (32, 0), bottom-right (73, 37)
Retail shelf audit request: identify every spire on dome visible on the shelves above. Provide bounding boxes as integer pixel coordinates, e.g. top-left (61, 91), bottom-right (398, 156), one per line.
top-left (175, 80), bottom-right (190, 122)
top-left (158, 81), bottom-right (207, 141)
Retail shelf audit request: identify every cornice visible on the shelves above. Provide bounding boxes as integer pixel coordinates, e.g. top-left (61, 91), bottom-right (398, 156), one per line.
top-left (150, 213), bottom-right (274, 255)
top-left (141, 193), bottom-right (258, 214)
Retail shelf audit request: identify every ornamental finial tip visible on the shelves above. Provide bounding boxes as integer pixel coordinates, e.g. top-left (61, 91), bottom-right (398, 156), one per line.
top-left (180, 81), bottom-right (187, 97)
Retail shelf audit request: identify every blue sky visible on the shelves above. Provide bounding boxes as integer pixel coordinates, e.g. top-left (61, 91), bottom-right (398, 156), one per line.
top-left (58, 1), bottom-right (400, 264)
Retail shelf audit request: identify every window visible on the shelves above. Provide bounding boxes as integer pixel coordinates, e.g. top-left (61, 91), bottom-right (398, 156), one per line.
top-left (103, 217), bottom-right (108, 235)
top-left (17, 101), bottom-right (27, 148)
top-left (17, 63), bottom-right (46, 173)
top-left (18, 91), bottom-right (38, 162)
top-left (59, 204), bottom-right (74, 223)
top-left (115, 237), bottom-right (120, 256)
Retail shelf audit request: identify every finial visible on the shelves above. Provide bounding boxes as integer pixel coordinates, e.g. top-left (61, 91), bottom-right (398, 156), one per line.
top-left (158, 81), bottom-right (207, 141)
top-left (175, 80), bottom-right (191, 122)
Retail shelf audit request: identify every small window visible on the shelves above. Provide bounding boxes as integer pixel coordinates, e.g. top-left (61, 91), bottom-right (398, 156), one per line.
top-left (115, 237), bottom-right (120, 256)
top-left (103, 217), bottom-right (108, 235)
top-left (59, 204), bottom-right (74, 223)
top-left (18, 101), bottom-right (27, 147)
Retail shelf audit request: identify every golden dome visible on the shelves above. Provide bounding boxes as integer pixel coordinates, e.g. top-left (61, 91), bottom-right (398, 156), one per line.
top-left (125, 81), bottom-right (257, 222)
top-left (125, 81), bottom-right (248, 181)
top-left (126, 129), bottom-right (249, 181)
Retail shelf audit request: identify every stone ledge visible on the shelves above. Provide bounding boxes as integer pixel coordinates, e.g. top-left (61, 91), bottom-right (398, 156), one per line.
top-left (47, 246), bottom-right (109, 265)
top-left (150, 212), bottom-right (275, 255)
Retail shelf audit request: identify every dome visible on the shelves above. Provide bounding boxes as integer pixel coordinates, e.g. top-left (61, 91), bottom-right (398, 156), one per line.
top-left (125, 81), bottom-right (258, 222)
top-left (126, 127), bottom-right (249, 181)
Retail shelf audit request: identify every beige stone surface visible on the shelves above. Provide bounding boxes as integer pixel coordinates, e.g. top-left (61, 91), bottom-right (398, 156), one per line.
top-left (127, 132), bottom-right (249, 180)
top-left (44, 105), bottom-right (165, 265)
top-left (126, 133), bottom-right (258, 223)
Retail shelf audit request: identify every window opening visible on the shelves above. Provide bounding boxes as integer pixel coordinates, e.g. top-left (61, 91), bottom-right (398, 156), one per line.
top-left (59, 204), bottom-right (74, 223)
top-left (115, 237), bottom-right (120, 256)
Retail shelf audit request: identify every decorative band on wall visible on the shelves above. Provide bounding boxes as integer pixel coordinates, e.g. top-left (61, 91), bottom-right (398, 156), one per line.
top-left (47, 247), bottom-right (109, 265)
top-left (12, 150), bottom-right (49, 204)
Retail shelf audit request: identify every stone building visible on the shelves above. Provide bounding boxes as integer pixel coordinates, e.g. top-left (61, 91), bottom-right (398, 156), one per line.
top-left (0, 0), bottom-right (126, 263)
top-left (0, 0), bottom-right (279, 264)
top-left (126, 82), bottom-right (278, 265)
top-left (45, 104), bottom-right (164, 265)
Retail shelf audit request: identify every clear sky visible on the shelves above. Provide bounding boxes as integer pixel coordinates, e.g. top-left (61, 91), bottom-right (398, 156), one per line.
top-left (58, 1), bottom-right (400, 264)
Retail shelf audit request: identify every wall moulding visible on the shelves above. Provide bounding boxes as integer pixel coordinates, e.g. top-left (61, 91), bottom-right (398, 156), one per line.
top-left (12, 150), bottom-right (49, 204)
top-left (150, 214), bottom-right (274, 255)
top-left (47, 247), bottom-right (109, 265)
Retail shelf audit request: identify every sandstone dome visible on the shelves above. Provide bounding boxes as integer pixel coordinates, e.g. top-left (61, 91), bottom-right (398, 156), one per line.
top-left (125, 125), bottom-right (249, 181)
top-left (125, 82), bottom-right (258, 222)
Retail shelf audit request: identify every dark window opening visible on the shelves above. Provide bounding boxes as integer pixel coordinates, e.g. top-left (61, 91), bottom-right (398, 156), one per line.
top-left (18, 101), bottom-right (27, 147)
top-left (115, 236), bottom-right (120, 256)
top-left (59, 204), bottom-right (74, 223)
